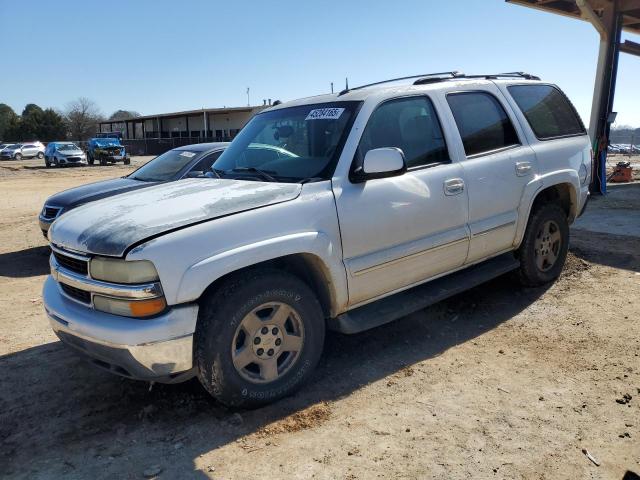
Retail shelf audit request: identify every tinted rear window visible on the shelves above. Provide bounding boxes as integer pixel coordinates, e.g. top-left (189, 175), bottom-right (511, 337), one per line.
top-left (447, 92), bottom-right (520, 157)
top-left (507, 85), bottom-right (585, 139)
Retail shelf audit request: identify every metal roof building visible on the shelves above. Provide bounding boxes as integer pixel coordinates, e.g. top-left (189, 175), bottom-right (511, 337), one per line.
top-left (98, 105), bottom-right (267, 143)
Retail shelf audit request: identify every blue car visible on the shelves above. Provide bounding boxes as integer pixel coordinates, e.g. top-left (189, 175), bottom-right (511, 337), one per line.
top-left (87, 136), bottom-right (129, 165)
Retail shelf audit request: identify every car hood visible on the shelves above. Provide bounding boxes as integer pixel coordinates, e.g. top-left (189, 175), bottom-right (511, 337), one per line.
top-left (58, 149), bottom-right (84, 156)
top-left (49, 179), bottom-right (302, 257)
top-left (46, 177), bottom-right (149, 210)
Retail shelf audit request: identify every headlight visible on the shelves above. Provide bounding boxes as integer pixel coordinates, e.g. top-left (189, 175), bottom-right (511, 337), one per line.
top-left (90, 257), bottom-right (159, 284)
top-left (93, 295), bottom-right (166, 318)
top-left (579, 163), bottom-right (588, 185)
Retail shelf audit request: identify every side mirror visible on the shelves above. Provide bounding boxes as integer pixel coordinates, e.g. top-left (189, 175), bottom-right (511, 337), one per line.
top-left (353, 147), bottom-right (406, 183)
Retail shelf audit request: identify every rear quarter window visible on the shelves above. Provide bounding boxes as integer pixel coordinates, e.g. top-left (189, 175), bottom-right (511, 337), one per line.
top-left (507, 85), bottom-right (585, 140)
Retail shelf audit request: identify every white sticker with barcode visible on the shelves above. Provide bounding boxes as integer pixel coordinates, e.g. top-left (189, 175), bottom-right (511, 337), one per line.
top-left (305, 108), bottom-right (345, 121)
top-left (179, 151), bottom-right (196, 158)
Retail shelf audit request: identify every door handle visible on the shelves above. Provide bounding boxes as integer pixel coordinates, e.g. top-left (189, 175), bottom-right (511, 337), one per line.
top-left (515, 161), bottom-right (533, 177)
top-left (444, 178), bottom-right (465, 196)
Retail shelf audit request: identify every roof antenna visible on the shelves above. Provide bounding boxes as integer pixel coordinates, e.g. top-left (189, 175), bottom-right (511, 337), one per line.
top-left (345, 77), bottom-right (349, 91)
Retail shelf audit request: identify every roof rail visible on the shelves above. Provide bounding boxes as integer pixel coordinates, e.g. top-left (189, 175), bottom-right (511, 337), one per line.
top-left (462, 72), bottom-right (541, 81)
top-left (338, 71), bottom-right (464, 96)
top-left (337, 71), bottom-right (540, 96)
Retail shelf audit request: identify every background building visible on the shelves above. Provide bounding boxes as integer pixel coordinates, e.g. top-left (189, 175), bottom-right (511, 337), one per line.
top-left (98, 104), bottom-right (269, 155)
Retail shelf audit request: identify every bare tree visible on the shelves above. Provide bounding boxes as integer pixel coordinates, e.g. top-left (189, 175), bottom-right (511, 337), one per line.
top-left (109, 110), bottom-right (141, 121)
top-left (65, 97), bottom-right (104, 140)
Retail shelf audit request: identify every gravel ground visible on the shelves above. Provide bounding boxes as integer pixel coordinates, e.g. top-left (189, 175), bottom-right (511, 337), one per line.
top-left (0, 157), bottom-right (638, 479)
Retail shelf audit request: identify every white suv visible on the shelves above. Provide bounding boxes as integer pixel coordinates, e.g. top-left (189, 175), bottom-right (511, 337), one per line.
top-left (0, 141), bottom-right (45, 160)
top-left (43, 72), bottom-right (591, 407)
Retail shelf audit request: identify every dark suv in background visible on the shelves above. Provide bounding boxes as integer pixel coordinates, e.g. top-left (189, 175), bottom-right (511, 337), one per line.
top-left (39, 142), bottom-right (228, 235)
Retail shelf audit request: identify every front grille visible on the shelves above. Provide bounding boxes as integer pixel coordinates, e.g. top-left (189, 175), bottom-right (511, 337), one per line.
top-left (66, 156), bottom-right (81, 161)
top-left (61, 283), bottom-right (91, 304)
top-left (42, 206), bottom-right (61, 219)
top-left (53, 251), bottom-right (88, 275)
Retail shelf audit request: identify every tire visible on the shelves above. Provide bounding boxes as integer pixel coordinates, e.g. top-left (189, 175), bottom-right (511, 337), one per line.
top-left (124, 158), bottom-right (131, 165)
top-left (195, 269), bottom-right (325, 408)
top-left (88, 153), bottom-right (94, 165)
top-left (516, 203), bottom-right (569, 287)
top-left (100, 158), bottom-right (107, 166)
top-left (37, 152), bottom-right (44, 159)
top-left (14, 153), bottom-right (22, 160)
top-left (45, 160), bottom-right (50, 168)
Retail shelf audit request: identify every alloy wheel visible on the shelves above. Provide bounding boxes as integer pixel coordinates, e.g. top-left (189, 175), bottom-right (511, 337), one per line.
top-left (534, 220), bottom-right (562, 272)
top-left (231, 302), bottom-right (304, 384)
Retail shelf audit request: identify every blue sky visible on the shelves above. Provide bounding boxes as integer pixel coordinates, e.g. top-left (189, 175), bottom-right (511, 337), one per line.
top-left (1, 0), bottom-right (639, 126)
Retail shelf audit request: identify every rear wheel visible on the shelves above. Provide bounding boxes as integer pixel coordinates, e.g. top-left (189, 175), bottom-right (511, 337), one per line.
top-left (195, 269), bottom-right (325, 408)
top-left (517, 203), bottom-right (569, 286)
top-left (37, 152), bottom-right (44, 159)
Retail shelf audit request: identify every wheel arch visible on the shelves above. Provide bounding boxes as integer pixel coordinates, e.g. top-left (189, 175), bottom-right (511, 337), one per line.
top-left (197, 253), bottom-right (339, 319)
top-left (171, 231), bottom-right (348, 318)
top-left (514, 173), bottom-right (579, 248)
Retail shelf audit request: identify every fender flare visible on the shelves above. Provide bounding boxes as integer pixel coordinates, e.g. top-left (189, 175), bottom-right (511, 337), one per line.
top-left (175, 231), bottom-right (348, 315)
top-left (513, 170), bottom-right (580, 248)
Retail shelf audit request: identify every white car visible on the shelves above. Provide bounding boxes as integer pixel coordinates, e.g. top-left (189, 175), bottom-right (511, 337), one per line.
top-left (0, 141), bottom-right (45, 160)
top-left (44, 142), bottom-right (87, 167)
top-left (44, 72), bottom-right (591, 407)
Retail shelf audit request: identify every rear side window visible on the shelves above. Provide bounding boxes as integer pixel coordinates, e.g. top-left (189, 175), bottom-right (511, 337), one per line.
top-left (447, 92), bottom-right (520, 157)
top-left (507, 85), bottom-right (585, 139)
top-left (357, 96), bottom-right (449, 169)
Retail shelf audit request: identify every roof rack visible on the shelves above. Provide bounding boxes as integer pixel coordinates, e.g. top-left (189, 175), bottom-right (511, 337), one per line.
top-left (338, 71), bottom-right (465, 96)
top-left (337, 71), bottom-right (540, 96)
top-left (461, 72), bottom-right (541, 81)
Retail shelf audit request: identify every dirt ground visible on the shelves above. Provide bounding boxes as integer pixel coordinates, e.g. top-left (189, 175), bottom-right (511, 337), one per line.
top-left (0, 158), bottom-right (639, 480)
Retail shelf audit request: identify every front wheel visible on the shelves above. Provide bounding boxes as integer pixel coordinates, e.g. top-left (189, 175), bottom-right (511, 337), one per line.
top-left (88, 153), bottom-right (94, 165)
top-left (195, 270), bottom-right (325, 408)
top-left (14, 153), bottom-right (22, 160)
top-left (516, 203), bottom-right (569, 286)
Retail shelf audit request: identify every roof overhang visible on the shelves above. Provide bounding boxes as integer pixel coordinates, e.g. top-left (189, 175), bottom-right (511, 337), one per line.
top-left (506, 0), bottom-right (640, 36)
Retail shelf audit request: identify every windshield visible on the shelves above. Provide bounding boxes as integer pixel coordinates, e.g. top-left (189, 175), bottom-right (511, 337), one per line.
top-left (129, 149), bottom-right (202, 182)
top-left (57, 143), bottom-right (80, 151)
top-left (212, 101), bottom-right (360, 182)
top-left (94, 139), bottom-right (121, 147)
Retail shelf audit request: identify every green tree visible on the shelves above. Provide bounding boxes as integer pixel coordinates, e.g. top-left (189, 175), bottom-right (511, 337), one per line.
top-left (0, 104), bottom-right (18, 141)
top-left (22, 103), bottom-right (44, 118)
top-left (19, 104), bottom-right (43, 140)
top-left (38, 109), bottom-right (67, 141)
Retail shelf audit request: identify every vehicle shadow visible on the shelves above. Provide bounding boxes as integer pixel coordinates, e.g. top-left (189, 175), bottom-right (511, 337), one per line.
top-left (0, 274), bottom-right (550, 478)
top-left (0, 245), bottom-right (50, 278)
top-left (570, 229), bottom-right (640, 273)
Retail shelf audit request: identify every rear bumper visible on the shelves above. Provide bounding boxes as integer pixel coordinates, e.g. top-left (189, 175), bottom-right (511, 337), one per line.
top-left (43, 275), bottom-right (198, 382)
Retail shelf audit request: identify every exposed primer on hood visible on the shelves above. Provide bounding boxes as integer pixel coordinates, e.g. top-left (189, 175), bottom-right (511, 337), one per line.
top-left (49, 179), bottom-right (301, 257)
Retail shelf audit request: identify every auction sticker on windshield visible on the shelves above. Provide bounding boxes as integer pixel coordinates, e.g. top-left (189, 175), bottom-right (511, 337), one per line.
top-left (305, 108), bottom-right (345, 121)
top-left (179, 151), bottom-right (196, 158)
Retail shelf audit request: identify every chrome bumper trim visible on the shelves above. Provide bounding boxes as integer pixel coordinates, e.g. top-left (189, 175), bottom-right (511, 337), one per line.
top-left (50, 255), bottom-right (163, 300)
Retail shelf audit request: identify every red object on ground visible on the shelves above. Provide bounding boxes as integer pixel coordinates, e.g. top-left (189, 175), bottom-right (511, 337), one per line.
top-left (610, 164), bottom-right (633, 183)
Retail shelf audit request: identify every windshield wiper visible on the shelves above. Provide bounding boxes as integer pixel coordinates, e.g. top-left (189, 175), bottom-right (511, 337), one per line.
top-left (210, 168), bottom-right (225, 179)
top-left (228, 167), bottom-right (278, 182)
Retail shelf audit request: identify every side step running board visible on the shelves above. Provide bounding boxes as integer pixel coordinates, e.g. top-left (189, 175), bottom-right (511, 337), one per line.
top-left (328, 253), bottom-right (520, 334)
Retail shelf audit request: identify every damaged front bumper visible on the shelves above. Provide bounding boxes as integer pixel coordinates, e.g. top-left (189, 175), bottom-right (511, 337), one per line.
top-left (43, 276), bottom-right (198, 383)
